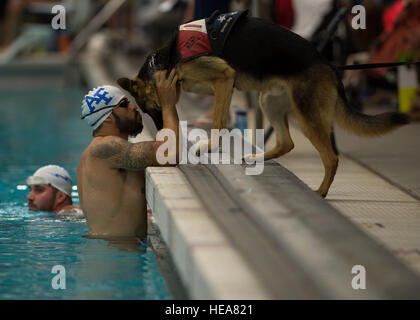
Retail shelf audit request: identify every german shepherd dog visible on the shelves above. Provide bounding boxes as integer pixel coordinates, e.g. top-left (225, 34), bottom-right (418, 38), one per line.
top-left (117, 11), bottom-right (410, 197)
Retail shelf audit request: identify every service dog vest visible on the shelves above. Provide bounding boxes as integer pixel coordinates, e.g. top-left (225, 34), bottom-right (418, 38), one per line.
top-left (177, 10), bottom-right (248, 62)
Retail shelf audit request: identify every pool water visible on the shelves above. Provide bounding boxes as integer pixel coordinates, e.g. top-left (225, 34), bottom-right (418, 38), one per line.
top-left (0, 87), bottom-right (172, 299)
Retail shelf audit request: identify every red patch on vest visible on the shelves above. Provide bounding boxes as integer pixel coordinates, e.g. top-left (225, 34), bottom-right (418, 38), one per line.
top-left (177, 29), bottom-right (213, 61)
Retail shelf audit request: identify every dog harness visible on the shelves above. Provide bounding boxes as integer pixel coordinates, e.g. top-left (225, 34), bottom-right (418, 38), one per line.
top-left (177, 10), bottom-right (248, 62)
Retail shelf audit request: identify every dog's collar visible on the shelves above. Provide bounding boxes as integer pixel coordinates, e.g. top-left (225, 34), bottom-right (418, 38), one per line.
top-left (148, 54), bottom-right (156, 77)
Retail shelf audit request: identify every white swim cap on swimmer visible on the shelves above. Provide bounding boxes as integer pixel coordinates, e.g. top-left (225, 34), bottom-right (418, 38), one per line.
top-left (27, 165), bottom-right (72, 197)
top-left (81, 85), bottom-right (126, 130)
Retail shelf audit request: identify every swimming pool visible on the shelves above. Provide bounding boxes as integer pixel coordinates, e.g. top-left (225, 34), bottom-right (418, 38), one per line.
top-left (0, 77), bottom-right (173, 299)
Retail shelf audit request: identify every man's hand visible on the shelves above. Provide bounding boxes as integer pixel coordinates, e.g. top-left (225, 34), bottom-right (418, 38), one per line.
top-left (153, 68), bottom-right (180, 164)
top-left (154, 69), bottom-right (179, 108)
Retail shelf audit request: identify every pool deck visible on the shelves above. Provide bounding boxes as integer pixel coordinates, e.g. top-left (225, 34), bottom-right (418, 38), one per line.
top-left (81, 51), bottom-right (420, 299)
top-left (144, 112), bottom-right (420, 299)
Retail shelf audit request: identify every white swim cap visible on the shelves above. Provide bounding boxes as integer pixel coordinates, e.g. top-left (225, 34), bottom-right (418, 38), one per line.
top-left (27, 165), bottom-right (72, 197)
top-left (81, 85), bottom-right (126, 130)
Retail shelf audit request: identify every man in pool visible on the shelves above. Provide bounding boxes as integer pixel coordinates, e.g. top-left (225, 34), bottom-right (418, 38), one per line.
top-left (27, 165), bottom-right (83, 214)
top-left (78, 69), bottom-right (179, 238)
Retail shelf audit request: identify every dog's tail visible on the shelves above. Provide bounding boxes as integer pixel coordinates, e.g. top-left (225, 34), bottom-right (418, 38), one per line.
top-left (335, 80), bottom-right (410, 136)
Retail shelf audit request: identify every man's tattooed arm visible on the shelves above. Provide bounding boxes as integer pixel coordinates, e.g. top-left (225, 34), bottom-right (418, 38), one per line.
top-left (89, 136), bottom-right (161, 170)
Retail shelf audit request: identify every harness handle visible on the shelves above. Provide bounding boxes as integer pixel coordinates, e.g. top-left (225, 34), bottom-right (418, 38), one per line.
top-left (207, 10), bottom-right (220, 24)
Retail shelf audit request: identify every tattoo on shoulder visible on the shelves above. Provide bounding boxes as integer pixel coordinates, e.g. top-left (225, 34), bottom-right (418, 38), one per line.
top-left (90, 138), bottom-right (123, 159)
top-left (90, 137), bottom-right (158, 170)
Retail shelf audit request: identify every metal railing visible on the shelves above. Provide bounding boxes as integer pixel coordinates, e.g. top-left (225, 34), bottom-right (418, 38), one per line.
top-left (68, 0), bottom-right (127, 61)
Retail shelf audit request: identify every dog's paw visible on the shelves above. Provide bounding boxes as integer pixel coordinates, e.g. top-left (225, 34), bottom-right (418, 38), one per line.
top-left (243, 153), bottom-right (264, 162)
top-left (242, 153), bottom-right (255, 161)
top-left (194, 140), bottom-right (210, 157)
top-left (316, 188), bottom-right (328, 198)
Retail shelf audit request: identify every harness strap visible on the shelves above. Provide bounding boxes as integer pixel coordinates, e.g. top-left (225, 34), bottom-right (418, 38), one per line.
top-left (336, 61), bottom-right (420, 70)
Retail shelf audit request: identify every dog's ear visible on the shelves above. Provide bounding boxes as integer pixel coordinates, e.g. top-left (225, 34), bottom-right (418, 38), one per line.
top-left (117, 77), bottom-right (133, 92)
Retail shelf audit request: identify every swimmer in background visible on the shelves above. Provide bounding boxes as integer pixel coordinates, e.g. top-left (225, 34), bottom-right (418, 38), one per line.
top-left (27, 165), bottom-right (83, 215)
top-left (78, 69), bottom-right (179, 238)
